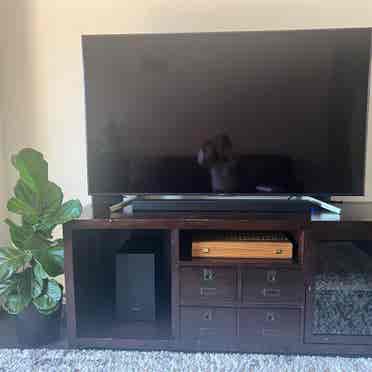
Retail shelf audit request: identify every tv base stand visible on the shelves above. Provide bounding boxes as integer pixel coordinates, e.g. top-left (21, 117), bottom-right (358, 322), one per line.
top-left (109, 195), bottom-right (341, 215)
top-left (64, 202), bottom-right (372, 356)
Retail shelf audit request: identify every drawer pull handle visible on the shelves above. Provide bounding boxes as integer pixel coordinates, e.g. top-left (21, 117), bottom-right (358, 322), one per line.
top-left (203, 310), bottom-right (213, 321)
top-left (262, 288), bottom-right (281, 297)
top-left (200, 287), bottom-right (217, 296)
top-left (203, 269), bottom-right (215, 281)
top-left (202, 248), bottom-right (210, 253)
top-left (266, 312), bottom-right (276, 321)
top-left (275, 249), bottom-right (283, 255)
top-left (267, 270), bottom-right (277, 283)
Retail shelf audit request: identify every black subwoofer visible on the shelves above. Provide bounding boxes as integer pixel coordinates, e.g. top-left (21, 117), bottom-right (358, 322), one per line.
top-left (115, 238), bottom-right (161, 322)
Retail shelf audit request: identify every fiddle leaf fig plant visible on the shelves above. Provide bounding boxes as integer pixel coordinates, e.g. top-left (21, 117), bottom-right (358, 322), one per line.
top-left (0, 148), bottom-right (82, 315)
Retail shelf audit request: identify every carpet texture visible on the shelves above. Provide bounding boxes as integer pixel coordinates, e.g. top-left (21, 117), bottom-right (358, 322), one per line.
top-left (0, 349), bottom-right (372, 372)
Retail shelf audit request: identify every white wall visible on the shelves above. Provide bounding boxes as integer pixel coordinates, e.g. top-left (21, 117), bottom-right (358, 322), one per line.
top-left (0, 2), bottom-right (12, 245)
top-left (0, 113), bottom-right (7, 245)
top-left (1, 0), bottom-right (372, 232)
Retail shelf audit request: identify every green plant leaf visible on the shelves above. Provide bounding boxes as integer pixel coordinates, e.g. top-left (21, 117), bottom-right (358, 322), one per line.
top-left (25, 235), bottom-right (64, 277)
top-left (30, 182), bottom-right (63, 237)
top-left (33, 261), bottom-right (48, 282)
top-left (44, 243), bottom-right (64, 276)
top-left (14, 179), bottom-right (40, 211)
top-left (1, 270), bottom-right (32, 315)
top-left (31, 277), bottom-right (43, 299)
top-left (11, 148), bottom-right (48, 194)
top-left (2, 293), bottom-right (26, 315)
top-left (46, 199), bottom-right (82, 226)
top-left (22, 214), bottom-right (38, 228)
top-left (33, 222), bottom-right (56, 238)
top-left (33, 279), bottom-right (62, 313)
top-left (4, 219), bottom-right (33, 250)
top-left (32, 262), bottom-right (48, 298)
top-left (0, 276), bottom-right (17, 297)
top-left (7, 197), bottom-right (39, 218)
top-left (42, 182), bottom-right (63, 215)
top-left (38, 302), bottom-right (60, 316)
top-left (0, 245), bottom-right (32, 281)
top-left (31, 281), bottom-right (42, 298)
top-left (13, 178), bottom-right (62, 219)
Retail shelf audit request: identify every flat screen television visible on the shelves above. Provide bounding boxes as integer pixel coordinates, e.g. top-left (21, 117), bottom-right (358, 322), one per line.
top-left (82, 28), bottom-right (371, 197)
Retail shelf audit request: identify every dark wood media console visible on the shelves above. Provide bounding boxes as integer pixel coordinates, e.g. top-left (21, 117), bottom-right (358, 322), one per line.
top-left (63, 202), bottom-right (372, 356)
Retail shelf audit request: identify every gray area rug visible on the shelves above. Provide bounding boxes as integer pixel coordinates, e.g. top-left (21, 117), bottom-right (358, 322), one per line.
top-left (1, 349), bottom-right (372, 372)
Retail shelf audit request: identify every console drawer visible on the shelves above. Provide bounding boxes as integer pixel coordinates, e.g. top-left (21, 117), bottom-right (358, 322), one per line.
top-left (180, 307), bottom-right (236, 340)
top-left (180, 267), bottom-right (237, 305)
top-left (239, 308), bottom-right (300, 341)
top-left (242, 269), bottom-right (304, 304)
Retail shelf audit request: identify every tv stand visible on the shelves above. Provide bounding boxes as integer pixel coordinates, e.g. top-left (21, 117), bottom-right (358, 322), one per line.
top-left (64, 202), bottom-right (372, 356)
top-left (109, 195), bottom-right (341, 215)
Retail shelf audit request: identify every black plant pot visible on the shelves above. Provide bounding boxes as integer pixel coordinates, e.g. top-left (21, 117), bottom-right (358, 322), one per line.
top-left (16, 304), bottom-right (62, 347)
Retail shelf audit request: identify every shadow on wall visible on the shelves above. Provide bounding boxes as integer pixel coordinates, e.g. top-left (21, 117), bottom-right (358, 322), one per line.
top-left (0, 0), bottom-right (36, 244)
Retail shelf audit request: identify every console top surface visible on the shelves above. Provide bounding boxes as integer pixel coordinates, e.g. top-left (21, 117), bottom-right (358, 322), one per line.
top-left (70, 202), bottom-right (372, 228)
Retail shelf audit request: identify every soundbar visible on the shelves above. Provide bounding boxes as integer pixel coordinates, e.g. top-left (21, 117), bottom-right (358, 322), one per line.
top-left (110, 195), bottom-right (341, 214)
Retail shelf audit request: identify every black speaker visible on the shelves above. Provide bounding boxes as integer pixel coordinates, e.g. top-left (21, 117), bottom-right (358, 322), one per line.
top-left (115, 238), bottom-right (160, 322)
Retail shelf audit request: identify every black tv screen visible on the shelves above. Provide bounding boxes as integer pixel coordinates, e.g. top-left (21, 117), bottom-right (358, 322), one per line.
top-left (83, 29), bottom-right (371, 196)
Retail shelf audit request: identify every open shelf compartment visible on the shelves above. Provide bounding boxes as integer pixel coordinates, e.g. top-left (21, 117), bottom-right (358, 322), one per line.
top-left (179, 229), bottom-right (303, 266)
top-left (71, 229), bottom-right (172, 340)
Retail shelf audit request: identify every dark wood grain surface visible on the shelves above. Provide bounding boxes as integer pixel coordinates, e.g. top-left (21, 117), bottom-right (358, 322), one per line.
top-left (59, 201), bottom-right (372, 355)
